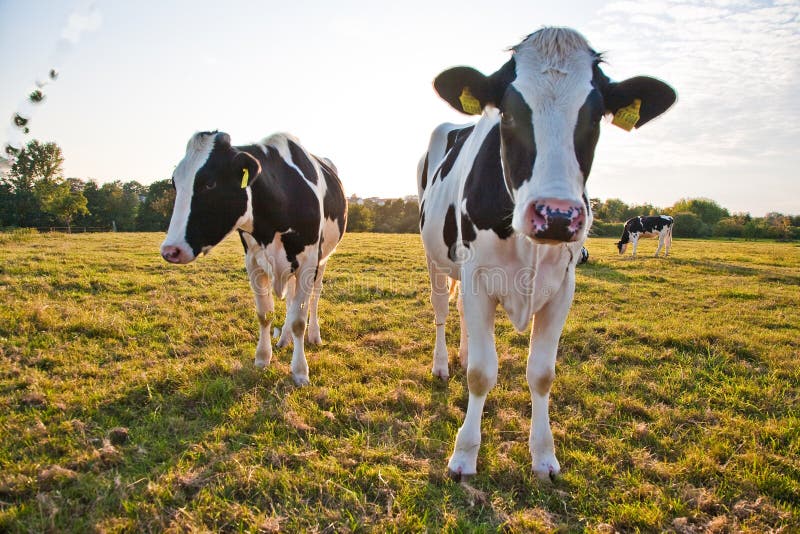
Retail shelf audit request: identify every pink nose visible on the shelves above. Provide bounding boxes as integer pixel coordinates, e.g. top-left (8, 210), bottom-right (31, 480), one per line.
top-left (525, 199), bottom-right (586, 242)
top-left (161, 245), bottom-right (188, 264)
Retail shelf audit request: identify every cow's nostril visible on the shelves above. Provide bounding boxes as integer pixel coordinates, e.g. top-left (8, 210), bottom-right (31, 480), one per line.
top-left (531, 205), bottom-right (548, 230)
top-left (161, 246), bottom-right (183, 263)
top-left (526, 199), bottom-right (586, 242)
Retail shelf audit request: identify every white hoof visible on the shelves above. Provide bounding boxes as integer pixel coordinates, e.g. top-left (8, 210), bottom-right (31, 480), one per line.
top-left (306, 329), bottom-right (322, 345)
top-left (253, 354), bottom-right (270, 369)
top-left (292, 373), bottom-right (310, 387)
top-left (532, 453), bottom-right (561, 482)
top-left (432, 365), bottom-right (449, 381)
top-left (448, 449), bottom-right (478, 478)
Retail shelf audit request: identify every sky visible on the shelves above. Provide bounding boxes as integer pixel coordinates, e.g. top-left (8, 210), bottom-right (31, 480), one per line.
top-left (1, 0), bottom-right (798, 216)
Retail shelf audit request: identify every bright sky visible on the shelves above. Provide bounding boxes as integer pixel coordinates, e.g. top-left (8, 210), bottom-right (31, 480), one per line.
top-left (1, 0), bottom-right (798, 216)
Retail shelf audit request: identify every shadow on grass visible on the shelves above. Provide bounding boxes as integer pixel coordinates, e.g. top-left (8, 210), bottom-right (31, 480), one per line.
top-left (667, 257), bottom-right (760, 277)
top-left (577, 262), bottom-right (632, 283)
top-left (3, 359), bottom-right (299, 529)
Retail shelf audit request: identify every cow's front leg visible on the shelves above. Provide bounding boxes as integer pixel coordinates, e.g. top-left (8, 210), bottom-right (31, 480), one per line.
top-left (655, 233), bottom-right (665, 257)
top-left (527, 271), bottom-right (575, 481)
top-left (285, 263), bottom-right (316, 386)
top-left (631, 235), bottom-right (639, 257)
top-left (448, 288), bottom-right (497, 478)
top-left (306, 261), bottom-right (326, 345)
top-left (246, 248), bottom-right (274, 368)
top-left (276, 277), bottom-right (296, 348)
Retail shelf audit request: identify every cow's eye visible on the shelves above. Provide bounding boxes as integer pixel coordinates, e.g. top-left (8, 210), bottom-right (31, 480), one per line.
top-left (204, 180), bottom-right (216, 191)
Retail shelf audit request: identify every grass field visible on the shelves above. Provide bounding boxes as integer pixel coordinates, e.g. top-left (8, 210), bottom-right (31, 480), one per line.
top-left (0, 231), bottom-right (798, 532)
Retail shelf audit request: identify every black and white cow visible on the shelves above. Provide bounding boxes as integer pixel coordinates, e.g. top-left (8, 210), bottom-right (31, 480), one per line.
top-left (161, 131), bottom-right (347, 385)
top-left (617, 215), bottom-right (674, 257)
top-left (418, 27), bottom-right (675, 480)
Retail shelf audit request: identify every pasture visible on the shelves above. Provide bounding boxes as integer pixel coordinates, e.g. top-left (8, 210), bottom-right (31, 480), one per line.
top-left (0, 231), bottom-right (798, 532)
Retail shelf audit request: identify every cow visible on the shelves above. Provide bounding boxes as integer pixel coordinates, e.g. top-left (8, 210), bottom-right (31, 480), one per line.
top-left (160, 131), bottom-right (347, 386)
top-left (617, 215), bottom-right (674, 257)
top-left (578, 246), bottom-right (589, 265)
top-left (418, 27), bottom-right (676, 481)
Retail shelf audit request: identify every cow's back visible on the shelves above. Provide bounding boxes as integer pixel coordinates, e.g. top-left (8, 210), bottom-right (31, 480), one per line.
top-left (419, 118), bottom-right (506, 277)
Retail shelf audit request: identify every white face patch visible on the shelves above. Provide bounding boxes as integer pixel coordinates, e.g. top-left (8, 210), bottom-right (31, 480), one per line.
top-left (507, 33), bottom-right (596, 236)
top-left (161, 133), bottom-right (216, 258)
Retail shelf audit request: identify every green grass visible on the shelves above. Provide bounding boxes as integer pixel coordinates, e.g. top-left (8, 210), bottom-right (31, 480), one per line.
top-left (0, 232), bottom-right (798, 532)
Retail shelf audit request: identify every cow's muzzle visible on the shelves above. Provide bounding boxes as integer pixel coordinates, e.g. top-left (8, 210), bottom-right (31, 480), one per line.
top-left (524, 199), bottom-right (586, 243)
top-left (160, 244), bottom-right (194, 264)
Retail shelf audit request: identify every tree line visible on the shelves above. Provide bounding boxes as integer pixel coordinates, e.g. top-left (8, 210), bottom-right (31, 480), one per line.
top-left (1, 140), bottom-right (174, 231)
top-left (1, 140), bottom-right (797, 239)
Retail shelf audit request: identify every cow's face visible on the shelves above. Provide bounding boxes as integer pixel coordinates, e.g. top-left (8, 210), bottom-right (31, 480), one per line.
top-left (617, 241), bottom-right (628, 254)
top-left (160, 131), bottom-right (260, 264)
top-left (434, 28), bottom-right (676, 244)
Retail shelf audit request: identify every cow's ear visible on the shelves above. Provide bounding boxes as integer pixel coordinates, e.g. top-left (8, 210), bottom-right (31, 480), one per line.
top-left (434, 67), bottom-right (493, 115)
top-left (434, 60), bottom-right (515, 115)
top-left (604, 76), bottom-right (676, 128)
top-left (232, 151), bottom-right (261, 188)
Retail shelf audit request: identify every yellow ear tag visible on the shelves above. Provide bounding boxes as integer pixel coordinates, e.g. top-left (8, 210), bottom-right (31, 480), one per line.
top-left (612, 98), bottom-right (641, 131)
top-left (459, 88), bottom-right (483, 115)
top-left (241, 168), bottom-right (249, 189)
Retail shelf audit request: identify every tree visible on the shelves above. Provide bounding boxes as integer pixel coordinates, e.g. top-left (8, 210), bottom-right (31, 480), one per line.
top-left (0, 179), bottom-right (15, 227)
top-left (592, 198), bottom-right (629, 222)
top-left (672, 211), bottom-right (710, 238)
top-left (347, 203), bottom-right (374, 232)
top-left (34, 177), bottom-right (88, 231)
top-left (669, 198), bottom-right (729, 226)
top-left (136, 179), bottom-right (175, 231)
top-left (79, 180), bottom-right (143, 230)
top-left (7, 140), bottom-right (66, 227)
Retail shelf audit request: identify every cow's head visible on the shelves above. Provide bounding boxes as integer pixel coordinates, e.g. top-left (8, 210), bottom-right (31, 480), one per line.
top-left (433, 27), bottom-right (676, 244)
top-left (160, 131), bottom-right (260, 264)
top-left (616, 240), bottom-right (628, 255)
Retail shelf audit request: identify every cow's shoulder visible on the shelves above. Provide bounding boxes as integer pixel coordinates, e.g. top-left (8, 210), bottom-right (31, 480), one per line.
top-left (248, 140), bottom-right (321, 255)
top-left (462, 124), bottom-right (514, 242)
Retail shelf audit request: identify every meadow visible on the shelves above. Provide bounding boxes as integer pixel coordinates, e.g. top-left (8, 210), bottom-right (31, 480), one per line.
top-left (0, 231), bottom-right (798, 532)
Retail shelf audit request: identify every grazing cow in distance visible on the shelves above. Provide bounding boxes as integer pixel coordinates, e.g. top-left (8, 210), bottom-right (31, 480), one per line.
top-left (578, 246), bottom-right (589, 265)
top-left (161, 131), bottom-right (347, 385)
top-left (418, 27), bottom-right (676, 480)
top-left (617, 215), bottom-right (673, 257)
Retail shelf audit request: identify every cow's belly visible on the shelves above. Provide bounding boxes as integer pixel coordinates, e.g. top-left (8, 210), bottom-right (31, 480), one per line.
top-left (419, 176), bottom-right (463, 279)
top-left (319, 218), bottom-right (342, 263)
top-left (243, 232), bottom-right (299, 299)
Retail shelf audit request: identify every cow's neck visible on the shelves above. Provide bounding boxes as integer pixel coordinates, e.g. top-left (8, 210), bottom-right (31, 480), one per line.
top-left (235, 144), bottom-right (289, 239)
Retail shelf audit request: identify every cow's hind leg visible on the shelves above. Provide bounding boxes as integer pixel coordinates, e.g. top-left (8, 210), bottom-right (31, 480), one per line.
top-left (285, 262), bottom-right (317, 386)
top-left (457, 287), bottom-right (468, 369)
top-left (427, 257), bottom-right (451, 379)
top-left (527, 272), bottom-right (575, 481)
top-left (245, 248), bottom-right (275, 368)
top-left (448, 285), bottom-right (497, 478)
top-left (306, 262), bottom-right (327, 345)
top-left (276, 277), bottom-right (296, 348)
top-left (665, 227), bottom-right (673, 256)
